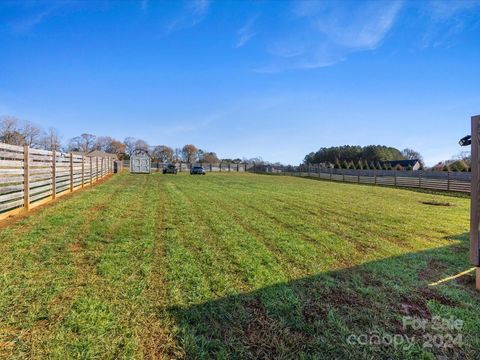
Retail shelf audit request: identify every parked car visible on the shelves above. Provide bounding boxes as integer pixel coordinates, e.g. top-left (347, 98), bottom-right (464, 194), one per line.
top-left (163, 164), bottom-right (178, 174)
top-left (190, 166), bottom-right (206, 175)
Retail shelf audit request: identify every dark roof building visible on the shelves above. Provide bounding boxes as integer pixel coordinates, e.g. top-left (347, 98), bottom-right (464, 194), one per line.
top-left (383, 159), bottom-right (421, 171)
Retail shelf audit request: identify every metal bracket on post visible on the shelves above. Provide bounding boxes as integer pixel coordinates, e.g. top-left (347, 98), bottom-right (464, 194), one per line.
top-left (470, 115), bottom-right (480, 290)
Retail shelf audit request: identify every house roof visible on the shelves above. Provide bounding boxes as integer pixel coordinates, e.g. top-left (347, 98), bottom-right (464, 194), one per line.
top-left (383, 159), bottom-right (420, 167)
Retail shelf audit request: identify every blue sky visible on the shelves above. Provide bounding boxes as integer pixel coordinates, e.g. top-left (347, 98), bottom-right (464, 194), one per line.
top-left (0, 0), bottom-right (479, 165)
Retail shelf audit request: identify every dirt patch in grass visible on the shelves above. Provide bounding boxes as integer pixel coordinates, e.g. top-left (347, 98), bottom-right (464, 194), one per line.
top-left (300, 276), bottom-right (373, 324)
top-left (242, 298), bottom-right (312, 359)
top-left (455, 273), bottom-right (476, 286)
top-left (419, 259), bottom-right (448, 282)
top-left (398, 286), bottom-right (457, 320)
top-left (421, 200), bottom-right (453, 207)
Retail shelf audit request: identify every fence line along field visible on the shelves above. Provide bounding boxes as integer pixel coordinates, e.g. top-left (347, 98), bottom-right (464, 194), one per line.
top-left (0, 172), bottom-right (478, 359)
top-left (0, 142), bottom-right (116, 220)
top-left (259, 166), bottom-right (472, 193)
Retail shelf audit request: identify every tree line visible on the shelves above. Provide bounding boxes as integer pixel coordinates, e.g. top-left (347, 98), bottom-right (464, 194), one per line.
top-left (0, 116), bottom-right (260, 164)
top-left (303, 145), bottom-right (424, 169)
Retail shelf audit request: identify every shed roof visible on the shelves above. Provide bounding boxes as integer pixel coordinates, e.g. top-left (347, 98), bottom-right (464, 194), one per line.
top-left (131, 149), bottom-right (152, 158)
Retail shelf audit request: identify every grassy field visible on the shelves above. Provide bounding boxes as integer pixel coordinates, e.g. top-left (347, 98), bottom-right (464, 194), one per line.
top-left (0, 172), bottom-right (478, 359)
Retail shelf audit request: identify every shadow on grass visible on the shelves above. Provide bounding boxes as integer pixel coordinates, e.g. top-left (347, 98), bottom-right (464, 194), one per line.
top-left (167, 235), bottom-right (479, 359)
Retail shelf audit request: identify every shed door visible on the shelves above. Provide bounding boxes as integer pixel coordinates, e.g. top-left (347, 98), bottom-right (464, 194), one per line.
top-left (132, 157), bottom-right (150, 173)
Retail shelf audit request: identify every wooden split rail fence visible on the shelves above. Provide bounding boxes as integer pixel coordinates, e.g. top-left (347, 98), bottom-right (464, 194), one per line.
top-left (0, 143), bottom-right (115, 220)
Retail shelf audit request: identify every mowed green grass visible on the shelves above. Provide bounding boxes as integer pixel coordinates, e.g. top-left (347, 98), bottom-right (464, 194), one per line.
top-left (0, 172), bottom-right (479, 359)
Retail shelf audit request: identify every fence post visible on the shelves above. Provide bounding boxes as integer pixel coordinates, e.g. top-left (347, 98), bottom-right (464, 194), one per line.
top-left (394, 171), bottom-right (397, 186)
top-left (419, 171), bottom-right (422, 189)
top-left (90, 157), bottom-right (93, 186)
top-left (469, 115), bottom-right (480, 290)
top-left (229, 163), bottom-right (231, 172)
top-left (23, 145), bottom-right (30, 212)
top-left (96, 157), bottom-right (99, 182)
top-left (81, 155), bottom-right (85, 189)
top-left (374, 170), bottom-right (377, 185)
top-left (447, 171), bottom-right (451, 191)
top-left (69, 153), bottom-right (73, 192)
top-left (52, 150), bottom-right (56, 200)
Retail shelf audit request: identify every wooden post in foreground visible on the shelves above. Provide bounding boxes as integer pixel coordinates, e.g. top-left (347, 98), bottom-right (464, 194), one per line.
top-left (470, 115), bottom-right (480, 290)
top-left (69, 153), bottom-right (74, 192)
top-left (52, 150), bottom-right (56, 200)
top-left (23, 145), bottom-right (30, 212)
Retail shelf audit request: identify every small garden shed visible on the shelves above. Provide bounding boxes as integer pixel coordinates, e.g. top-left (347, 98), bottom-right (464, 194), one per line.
top-left (130, 150), bottom-right (151, 174)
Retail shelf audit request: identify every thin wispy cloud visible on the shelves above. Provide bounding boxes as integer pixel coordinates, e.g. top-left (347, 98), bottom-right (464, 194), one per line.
top-left (166, 0), bottom-right (210, 33)
top-left (427, 0), bottom-right (480, 20)
top-left (235, 15), bottom-right (258, 48)
top-left (419, 0), bottom-right (480, 48)
top-left (5, 1), bottom-right (79, 33)
top-left (9, 5), bottom-right (58, 32)
top-left (259, 0), bottom-right (403, 72)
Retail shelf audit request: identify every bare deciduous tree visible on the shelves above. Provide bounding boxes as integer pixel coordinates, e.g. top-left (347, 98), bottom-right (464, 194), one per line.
top-left (22, 121), bottom-right (42, 148)
top-left (95, 136), bottom-right (114, 151)
top-left (68, 133), bottom-right (97, 152)
top-left (199, 151), bottom-right (219, 163)
top-left (173, 148), bottom-right (182, 163)
top-left (152, 145), bottom-right (174, 162)
top-left (0, 116), bottom-right (24, 146)
top-left (124, 137), bottom-right (136, 157)
top-left (40, 127), bottom-right (62, 151)
top-left (106, 140), bottom-right (126, 157)
top-left (135, 139), bottom-right (149, 152)
top-left (182, 144), bottom-right (198, 163)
